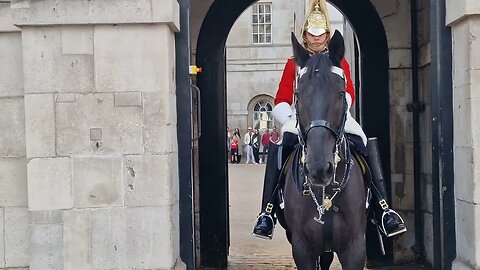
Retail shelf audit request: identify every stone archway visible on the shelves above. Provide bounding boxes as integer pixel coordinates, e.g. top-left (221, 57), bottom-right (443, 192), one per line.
top-left (194, 0), bottom-right (390, 267)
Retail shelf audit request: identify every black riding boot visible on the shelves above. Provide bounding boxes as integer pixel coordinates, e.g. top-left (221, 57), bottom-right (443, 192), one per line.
top-left (252, 132), bottom-right (298, 239)
top-left (367, 138), bottom-right (407, 237)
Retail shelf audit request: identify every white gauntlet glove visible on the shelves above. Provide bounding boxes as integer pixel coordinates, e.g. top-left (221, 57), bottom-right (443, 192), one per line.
top-left (281, 117), bottom-right (298, 135)
top-left (272, 102), bottom-right (298, 135)
top-left (272, 102), bottom-right (292, 125)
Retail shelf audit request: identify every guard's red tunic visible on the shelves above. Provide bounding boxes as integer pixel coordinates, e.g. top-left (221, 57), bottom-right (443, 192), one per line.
top-left (274, 57), bottom-right (355, 106)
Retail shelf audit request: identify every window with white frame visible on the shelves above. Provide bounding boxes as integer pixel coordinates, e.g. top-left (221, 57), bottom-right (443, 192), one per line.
top-left (252, 3), bottom-right (272, 44)
top-left (252, 100), bottom-right (274, 130)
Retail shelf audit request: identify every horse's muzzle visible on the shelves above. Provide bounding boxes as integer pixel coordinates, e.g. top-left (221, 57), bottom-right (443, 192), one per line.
top-left (305, 161), bottom-right (334, 186)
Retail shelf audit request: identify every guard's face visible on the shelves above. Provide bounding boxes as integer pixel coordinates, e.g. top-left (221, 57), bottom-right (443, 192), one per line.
top-left (304, 32), bottom-right (329, 53)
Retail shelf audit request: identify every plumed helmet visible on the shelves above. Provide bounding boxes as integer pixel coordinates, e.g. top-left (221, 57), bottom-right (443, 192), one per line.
top-left (303, 0), bottom-right (331, 36)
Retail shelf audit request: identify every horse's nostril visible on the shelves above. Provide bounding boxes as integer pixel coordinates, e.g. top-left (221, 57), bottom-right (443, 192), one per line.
top-left (306, 162), bottom-right (334, 180)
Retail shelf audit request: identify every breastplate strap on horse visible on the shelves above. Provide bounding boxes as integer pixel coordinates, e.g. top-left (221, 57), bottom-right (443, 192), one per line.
top-left (305, 137), bottom-right (354, 225)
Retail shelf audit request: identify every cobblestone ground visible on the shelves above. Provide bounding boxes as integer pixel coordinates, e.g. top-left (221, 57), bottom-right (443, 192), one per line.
top-left (227, 163), bottom-right (428, 270)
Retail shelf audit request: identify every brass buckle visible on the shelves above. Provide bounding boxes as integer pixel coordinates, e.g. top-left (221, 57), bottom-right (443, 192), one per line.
top-left (323, 197), bottom-right (333, 211)
top-left (265, 203), bottom-right (274, 213)
top-left (379, 199), bottom-right (389, 210)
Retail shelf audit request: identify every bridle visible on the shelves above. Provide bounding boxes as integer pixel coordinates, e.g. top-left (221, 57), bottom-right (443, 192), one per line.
top-left (293, 60), bottom-right (354, 224)
top-left (294, 64), bottom-right (349, 164)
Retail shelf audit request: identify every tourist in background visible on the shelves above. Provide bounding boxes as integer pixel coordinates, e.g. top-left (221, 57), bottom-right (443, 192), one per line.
top-left (234, 128), bottom-right (242, 163)
top-left (252, 129), bottom-right (260, 164)
top-left (260, 128), bottom-right (271, 164)
top-left (244, 127), bottom-right (256, 164)
top-left (230, 130), bottom-right (239, 163)
top-left (270, 126), bottom-right (280, 144)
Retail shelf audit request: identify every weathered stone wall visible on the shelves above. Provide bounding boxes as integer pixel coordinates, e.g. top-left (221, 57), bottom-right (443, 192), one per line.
top-left (0, 3), bottom-right (28, 269)
top-left (447, 0), bottom-right (480, 268)
top-left (0, 0), bottom-right (183, 269)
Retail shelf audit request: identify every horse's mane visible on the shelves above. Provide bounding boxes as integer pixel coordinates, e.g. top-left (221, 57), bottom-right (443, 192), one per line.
top-left (302, 53), bottom-right (336, 91)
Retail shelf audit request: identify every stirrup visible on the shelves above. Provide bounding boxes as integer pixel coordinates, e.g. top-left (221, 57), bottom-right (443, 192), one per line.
top-left (380, 209), bottom-right (407, 237)
top-left (252, 213), bottom-right (275, 240)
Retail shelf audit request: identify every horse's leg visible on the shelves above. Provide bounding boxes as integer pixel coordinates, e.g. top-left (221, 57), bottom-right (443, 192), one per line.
top-left (319, 252), bottom-right (334, 270)
top-left (291, 237), bottom-right (317, 270)
top-left (337, 236), bottom-right (366, 270)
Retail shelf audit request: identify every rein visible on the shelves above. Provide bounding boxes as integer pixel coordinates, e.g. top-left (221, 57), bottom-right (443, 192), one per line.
top-left (294, 63), bottom-right (353, 224)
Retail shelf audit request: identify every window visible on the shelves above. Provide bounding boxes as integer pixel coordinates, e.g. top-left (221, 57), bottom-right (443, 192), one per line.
top-left (252, 100), bottom-right (273, 130)
top-left (252, 3), bottom-right (272, 44)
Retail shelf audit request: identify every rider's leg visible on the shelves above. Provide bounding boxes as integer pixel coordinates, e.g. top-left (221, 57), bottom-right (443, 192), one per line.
top-left (367, 138), bottom-right (407, 237)
top-left (345, 111), bottom-right (406, 237)
top-left (252, 132), bottom-right (298, 239)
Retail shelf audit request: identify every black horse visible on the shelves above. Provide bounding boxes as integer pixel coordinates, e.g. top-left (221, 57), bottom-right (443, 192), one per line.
top-left (276, 31), bottom-right (367, 270)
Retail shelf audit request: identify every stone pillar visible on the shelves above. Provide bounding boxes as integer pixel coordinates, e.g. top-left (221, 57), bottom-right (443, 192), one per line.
top-left (10, 0), bottom-right (183, 269)
top-left (446, 0), bottom-right (480, 269)
top-left (0, 3), bottom-right (29, 269)
top-left (371, 0), bottom-right (416, 263)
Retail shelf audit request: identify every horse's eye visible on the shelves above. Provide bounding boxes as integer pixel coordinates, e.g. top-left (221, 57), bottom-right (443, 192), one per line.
top-left (337, 92), bottom-right (345, 100)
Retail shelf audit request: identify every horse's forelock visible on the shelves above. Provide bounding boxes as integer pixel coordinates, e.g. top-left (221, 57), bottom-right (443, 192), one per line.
top-left (302, 54), bottom-right (335, 89)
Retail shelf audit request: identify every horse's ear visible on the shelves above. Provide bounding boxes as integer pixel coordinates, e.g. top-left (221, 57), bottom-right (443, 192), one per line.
top-left (328, 30), bottom-right (345, 66)
top-left (291, 32), bottom-right (310, 68)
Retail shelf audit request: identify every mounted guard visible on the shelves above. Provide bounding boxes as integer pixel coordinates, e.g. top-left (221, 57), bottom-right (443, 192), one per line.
top-left (252, 0), bottom-right (406, 241)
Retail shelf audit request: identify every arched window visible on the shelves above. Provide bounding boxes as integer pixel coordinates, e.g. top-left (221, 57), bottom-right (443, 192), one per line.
top-left (252, 100), bottom-right (273, 130)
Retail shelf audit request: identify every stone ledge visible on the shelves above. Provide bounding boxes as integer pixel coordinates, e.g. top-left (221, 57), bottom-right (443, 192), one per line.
top-left (446, 0), bottom-right (480, 26)
top-left (11, 0), bottom-right (179, 32)
top-left (0, 3), bottom-right (20, 32)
